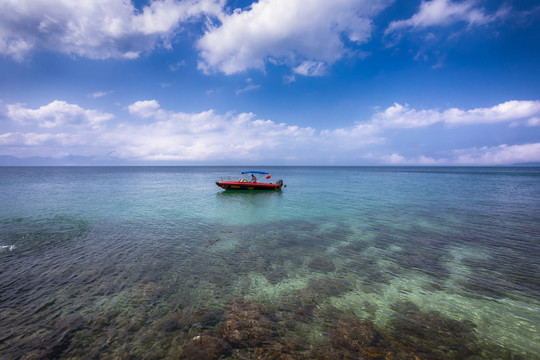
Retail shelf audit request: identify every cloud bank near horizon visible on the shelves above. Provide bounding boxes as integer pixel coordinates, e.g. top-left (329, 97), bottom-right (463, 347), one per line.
top-left (2, 99), bottom-right (539, 165)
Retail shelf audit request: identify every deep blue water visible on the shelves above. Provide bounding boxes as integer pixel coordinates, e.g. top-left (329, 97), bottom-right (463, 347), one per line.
top-left (0, 166), bottom-right (539, 359)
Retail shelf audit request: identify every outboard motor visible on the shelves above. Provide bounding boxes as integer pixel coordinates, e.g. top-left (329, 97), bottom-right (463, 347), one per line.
top-left (276, 179), bottom-right (284, 188)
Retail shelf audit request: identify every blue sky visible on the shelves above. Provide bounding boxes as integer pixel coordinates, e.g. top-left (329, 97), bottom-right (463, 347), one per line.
top-left (1, 0), bottom-right (539, 165)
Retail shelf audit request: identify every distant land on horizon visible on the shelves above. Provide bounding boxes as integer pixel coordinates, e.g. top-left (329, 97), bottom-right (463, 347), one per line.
top-left (1, 155), bottom-right (540, 167)
top-left (512, 162), bottom-right (540, 166)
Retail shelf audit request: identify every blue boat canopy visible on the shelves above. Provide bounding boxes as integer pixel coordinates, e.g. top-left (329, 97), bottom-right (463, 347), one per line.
top-left (242, 171), bottom-right (269, 175)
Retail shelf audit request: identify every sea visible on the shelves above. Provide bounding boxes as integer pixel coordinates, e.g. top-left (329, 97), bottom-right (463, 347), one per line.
top-left (0, 166), bottom-right (538, 359)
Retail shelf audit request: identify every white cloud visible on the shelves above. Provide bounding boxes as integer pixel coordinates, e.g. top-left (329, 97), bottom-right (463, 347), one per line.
top-left (109, 101), bottom-right (319, 160)
top-left (3, 99), bottom-right (539, 165)
top-left (169, 60), bottom-right (187, 71)
top-left (3, 99), bottom-right (377, 162)
top-left (323, 121), bottom-right (386, 149)
top-left (283, 74), bottom-right (296, 84)
top-left (197, 0), bottom-right (391, 75)
top-left (0, 0), bottom-right (223, 61)
top-left (453, 143), bottom-right (540, 165)
top-left (7, 100), bottom-right (114, 128)
top-left (375, 143), bottom-right (540, 166)
top-left (527, 117), bottom-right (540, 127)
top-left (293, 61), bottom-right (326, 77)
top-left (128, 100), bottom-right (164, 118)
top-left (370, 101), bottom-right (540, 129)
top-left (236, 84), bottom-right (261, 95)
top-left (0, 132), bottom-right (56, 146)
top-left (386, 0), bottom-right (508, 35)
top-left (89, 90), bottom-right (113, 98)
top-left (343, 100), bottom-right (540, 165)
top-left (122, 51), bottom-right (141, 60)
top-left (443, 100), bottom-right (540, 126)
top-left (372, 103), bottom-right (442, 128)
top-left (235, 78), bottom-right (261, 95)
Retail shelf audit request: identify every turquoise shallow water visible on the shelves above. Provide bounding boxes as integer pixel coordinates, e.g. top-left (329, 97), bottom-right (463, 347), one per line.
top-left (0, 166), bottom-right (539, 359)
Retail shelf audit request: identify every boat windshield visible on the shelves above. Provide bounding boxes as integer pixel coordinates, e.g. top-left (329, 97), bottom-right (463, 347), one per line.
top-left (219, 171), bottom-right (272, 183)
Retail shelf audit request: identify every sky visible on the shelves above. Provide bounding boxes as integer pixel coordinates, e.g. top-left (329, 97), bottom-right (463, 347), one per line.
top-left (1, 0), bottom-right (539, 166)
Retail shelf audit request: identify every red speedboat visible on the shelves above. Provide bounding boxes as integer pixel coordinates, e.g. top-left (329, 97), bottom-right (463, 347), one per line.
top-left (216, 171), bottom-right (284, 191)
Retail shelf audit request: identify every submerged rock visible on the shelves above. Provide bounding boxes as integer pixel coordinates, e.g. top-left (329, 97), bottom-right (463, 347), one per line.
top-left (308, 257), bottom-right (336, 272)
top-left (388, 301), bottom-right (480, 359)
top-left (329, 317), bottom-right (378, 350)
top-left (313, 315), bottom-right (421, 360)
top-left (218, 298), bottom-right (278, 348)
top-left (162, 307), bottom-right (224, 333)
top-left (182, 332), bottom-right (230, 359)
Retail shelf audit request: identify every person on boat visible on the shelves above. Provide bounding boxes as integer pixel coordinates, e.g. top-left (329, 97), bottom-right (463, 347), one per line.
top-left (251, 174), bottom-right (257, 183)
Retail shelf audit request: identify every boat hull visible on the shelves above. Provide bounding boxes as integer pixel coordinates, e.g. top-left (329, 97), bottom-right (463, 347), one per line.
top-left (216, 181), bottom-right (282, 191)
